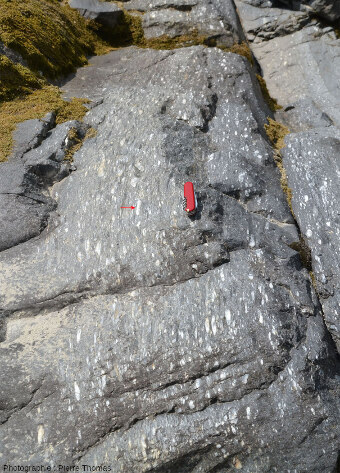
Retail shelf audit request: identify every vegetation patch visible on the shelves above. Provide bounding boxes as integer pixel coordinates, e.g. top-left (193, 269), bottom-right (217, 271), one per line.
top-left (0, 55), bottom-right (44, 102)
top-left (0, 86), bottom-right (90, 162)
top-left (264, 118), bottom-right (293, 213)
top-left (256, 74), bottom-right (282, 112)
top-left (143, 31), bottom-right (214, 49)
top-left (0, 0), bottom-right (101, 78)
top-left (0, 0), bottom-right (120, 76)
top-left (86, 11), bottom-right (145, 47)
top-left (289, 237), bottom-right (312, 272)
top-left (64, 126), bottom-right (97, 162)
top-left (221, 42), bottom-right (253, 65)
top-left (264, 117), bottom-right (289, 150)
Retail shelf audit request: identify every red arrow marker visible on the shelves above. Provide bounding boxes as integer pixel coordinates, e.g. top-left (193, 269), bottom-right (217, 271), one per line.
top-left (120, 206), bottom-right (135, 209)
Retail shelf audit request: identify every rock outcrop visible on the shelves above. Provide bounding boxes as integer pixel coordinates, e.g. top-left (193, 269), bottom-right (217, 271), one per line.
top-left (282, 127), bottom-right (340, 351)
top-left (69, 0), bottom-right (124, 29)
top-left (0, 0), bottom-right (339, 471)
top-left (236, 0), bottom-right (340, 355)
top-left (0, 117), bottom-right (90, 253)
top-left (238, 0), bottom-right (340, 22)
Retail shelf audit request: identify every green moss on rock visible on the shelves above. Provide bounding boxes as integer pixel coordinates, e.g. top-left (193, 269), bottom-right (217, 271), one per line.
top-left (64, 126), bottom-right (97, 162)
top-left (264, 117), bottom-right (289, 150)
top-left (143, 31), bottom-right (213, 49)
top-left (0, 0), bottom-right (106, 78)
top-left (264, 118), bottom-right (293, 213)
top-left (0, 55), bottom-right (44, 101)
top-left (256, 74), bottom-right (282, 112)
top-left (221, 42), bottom-right (254, 65)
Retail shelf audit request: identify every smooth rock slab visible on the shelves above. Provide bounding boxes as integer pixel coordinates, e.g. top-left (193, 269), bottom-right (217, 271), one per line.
top-left (282, 127), bottom-right (340, 351)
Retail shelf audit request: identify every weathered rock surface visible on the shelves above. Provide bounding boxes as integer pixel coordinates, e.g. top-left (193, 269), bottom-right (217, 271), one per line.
top-left (0, 44), bottom-right (339, 471)
top-left (235, 1), bottom-right (311, 42)
top-left (280, 0), bottom-right (340, 22)
top-left (1, 257), bottom-right (339, 470)
top-left (69, 0), bottom-right (123, 29)
top-left (237, 0), bottom-right (340, 22)
top-left (236, 0), bottom-right (340, 128)
top-left (10, 112), bottom-right (56, 159)
top-left (123, 0), bottom-right (245, 46)
top-left (251, 24), bottom-right (340, 126)
top-left (282, 127), bottom-right (340, 351)
top-left (0, 119), bottom-right (89, 253)
top-left (275, 98), bottom-right (334, 132)
top-left (236, 0), bottom-right (340, 357)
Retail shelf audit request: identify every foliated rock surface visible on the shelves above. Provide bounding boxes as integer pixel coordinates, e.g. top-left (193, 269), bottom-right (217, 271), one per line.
top-left (0, 46), bottom-right (339, 471)
top-left (235, 1), bottom-right (311, 42)
top-left (250, 25), bottom-right (340, 127)
top-left (123, 0), bottom-right (245, 47)
top-left (282, 127), bottom-right (340, 351)
top-left (237, 0), bottom-right (340, 22)
top-left (236, 0), bottom-right (340, 356)
top-left (0, 119), bottom-right (88, 253)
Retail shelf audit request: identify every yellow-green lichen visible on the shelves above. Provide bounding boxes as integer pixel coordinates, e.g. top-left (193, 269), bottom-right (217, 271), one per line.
top-left (256, 74), bottom-right (282, 112)
top-left (0, 86), bottom-right (90, 162)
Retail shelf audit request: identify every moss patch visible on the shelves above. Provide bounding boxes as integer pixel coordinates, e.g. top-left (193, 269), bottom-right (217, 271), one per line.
top-left (87, 11), bottom-right (145, 47)
top-left (143, 30), bottom-right (219, 49)
top-left (0, 55), bottom-right (44, 102)
top-left (256, 74), bottom-right (282, 112)
top-left (221, 42), bottom-right (253, 65)
top-left (274, 152), bottom-right (293, 214)
top-left (0, 0), bottom-right (102, 78)
top-left (0, 86), bottom-right (90, 162)
top-left (289, 237), bottom-right (312, 271)
top-left (264, 118), bottom-right (293, 213)
top-left (64, 126), bottom-right (97, 162)
top-left (264, 117), bottom-right (289, 150)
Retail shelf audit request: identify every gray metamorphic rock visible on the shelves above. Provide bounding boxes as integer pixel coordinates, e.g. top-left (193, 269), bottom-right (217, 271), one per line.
top-left (0, 0), bottom-right (339, 471)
